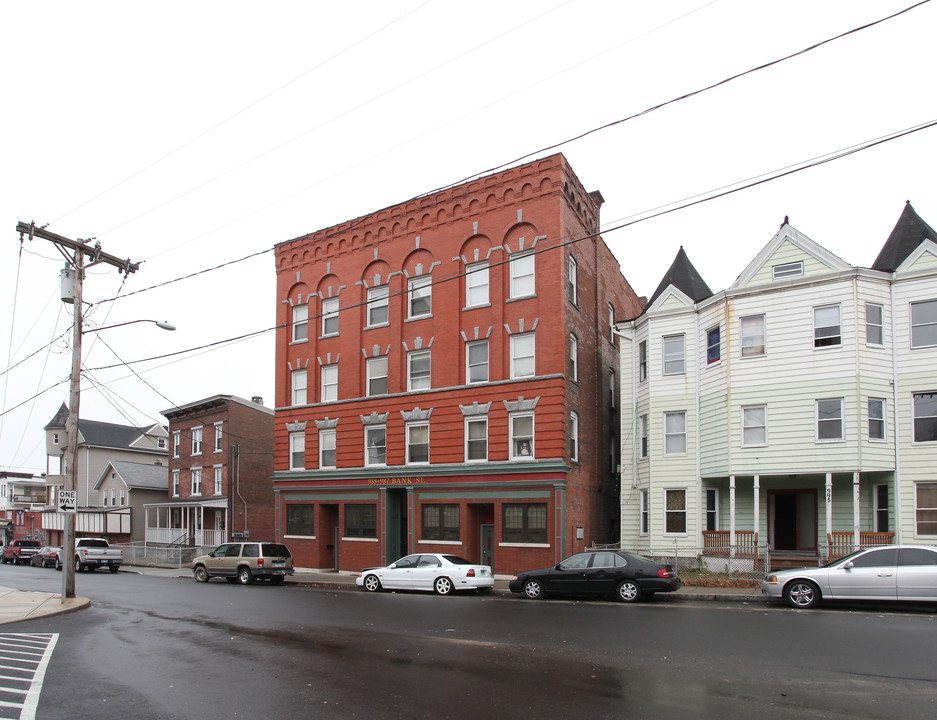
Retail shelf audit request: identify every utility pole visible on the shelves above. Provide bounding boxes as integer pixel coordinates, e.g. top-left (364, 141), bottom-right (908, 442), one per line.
top-left (15, 222), bottom-right (138, 600)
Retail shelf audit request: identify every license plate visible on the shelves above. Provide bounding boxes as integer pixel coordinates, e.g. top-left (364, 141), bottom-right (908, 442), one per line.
top-left (274, 561), bottom-right (284, 566)
top-left (101, 559), bottom-right (109, 564)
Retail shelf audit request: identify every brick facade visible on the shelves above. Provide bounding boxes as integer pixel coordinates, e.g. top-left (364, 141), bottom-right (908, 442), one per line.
top-left (273, 153), bottom-right (643, 574)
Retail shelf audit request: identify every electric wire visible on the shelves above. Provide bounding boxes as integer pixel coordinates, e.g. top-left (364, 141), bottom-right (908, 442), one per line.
top-left (90, 0), bottom-right (930, 306)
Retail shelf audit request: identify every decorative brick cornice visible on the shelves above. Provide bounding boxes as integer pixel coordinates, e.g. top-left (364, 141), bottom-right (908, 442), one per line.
top-left (400, 407), bottom-right (433, 422)
top-left (459, 401), bottom-right (492, 417)
top-left (503, 396), bottom-right (540, 413)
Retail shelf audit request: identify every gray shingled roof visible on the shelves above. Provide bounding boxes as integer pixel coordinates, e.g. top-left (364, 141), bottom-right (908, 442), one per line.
top-left (106, 461), bottom-right (169, 491)
top-left (645, 246), bottom-right (713, 310)
top-left (44, 404), bottom-right (162, 450)
top-left (872, 202), bottom-right (937, 272)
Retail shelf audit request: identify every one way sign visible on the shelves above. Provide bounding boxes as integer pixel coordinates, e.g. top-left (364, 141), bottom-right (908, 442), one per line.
top-left (57, 489), bottom-right (77, 514)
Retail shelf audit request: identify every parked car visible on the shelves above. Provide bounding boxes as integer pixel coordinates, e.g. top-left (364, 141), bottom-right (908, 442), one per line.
top-left (762, 544), bottom-right (937, 608)
top-left (29, 546), bottom-right (62, 568)
top-left (1, 540), bottom-right (42, 565)
top-left (192, 542), bottom-right (294, 585)
top-left (509, 550), bottom-right (682, 602)
top-left (356, 553), bottom-right (494, 595)
top-left (73, 537), bottom-right (122, 573)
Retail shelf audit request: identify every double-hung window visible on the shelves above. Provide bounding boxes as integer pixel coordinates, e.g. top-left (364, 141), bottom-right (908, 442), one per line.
top-left (816, 398), bottom-right (844, 441)
top-left (502, 503), bottom-right (547, 543)
top-left (291, 304), bottom-right (308, 343)
top-left (406, 422), bottom-right (430, 464)
top-left (915, 483), bottom-right (937, 536)
top-left (191, 468), bottom-right (202, 496)
top-left (510, 332), bottom-right (535, 378)
top-left (664, 411), bottom-right (686, 455)
top-left (286, 505), bottom-right (315, 537)
top-left (408, 350), bottom-right (431, 391)
top-left (366, 285), bottom-right (389, 327)
top-left (292, 369), bottom-right (307, 405)
top-left (365, 426), bottom-right (386, 466)
top-left (320, 364), bottom-right (337, 402)
top-left (663, 334), bottom-right (685, 375)
top-left (321, 297), bottom-right (339, 336)
top-left (345, 504), bottom-right (377, 538)
top-left (911, 299), bottom-right (937, 348)
top-left (569, 334), bottom-right (578, 381)
top-left (740, 314), bottom-right (766, 357)
top-left (742, 405), bottom-right (767, 446)
top-left (639, 490), bottom-right (649, 535)
top-left (172, 431), bottom-right (180, 458)
top-left (567, 255), bottom-right (578, 304)
top-left (509, 253), bottom-right (535, 298)
top-left (510, 413), bottom-right (534, 459)
top-left (638, 340), bottom-right (647, 381)
top-left (408, 276), bottom-right (432, 319)
top-left (639, 415), bottom-right (648, 459)
top-left (214, 422), bottom-right (223, 452)
top-left (665, 489), bottom-right (687, 534)
top-left (289, 432), bottom-right (305, 471)
top-left (814, 305), bottom-right (841, 347)
top-left (422, 505), bottom-right (460, 542)
top-left (466, 340), bottom-right (489, 383)
top-left (214, 467), bottom-right (222, 495)
top-left (569, 412), bottom-right (579, 462)
top-left (367, 356), bottom-right (388, 396)
top-left (192, 427), bottom-right (203, 455)
top-left (465, 417), bottom-right (488, 461)
top-left (706, 326), bottom-right (721, 364)
top-left (868, 398), bottom-right (886, 441)
top-left (319, 428), bottom-right (336, 469)
top-left (466, 262), bottom-right (489, 307)
top-left (172, 470), bottom-right (180, 497)
top-left (866, 303), bottom-right (883, 345)
top-left (913, 392), bottom-right (937, 443)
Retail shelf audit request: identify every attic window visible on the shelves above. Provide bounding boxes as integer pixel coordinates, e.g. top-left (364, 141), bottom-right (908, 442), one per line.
top-left (772, 261), bottom-right (803, 280)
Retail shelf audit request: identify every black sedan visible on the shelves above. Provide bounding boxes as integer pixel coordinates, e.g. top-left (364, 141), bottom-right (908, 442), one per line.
top-left (509, 550), bottom-right (681, 602)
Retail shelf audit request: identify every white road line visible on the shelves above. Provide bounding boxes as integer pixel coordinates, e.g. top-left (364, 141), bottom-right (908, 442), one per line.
top-left (0, 634), bottom-right (58, 720)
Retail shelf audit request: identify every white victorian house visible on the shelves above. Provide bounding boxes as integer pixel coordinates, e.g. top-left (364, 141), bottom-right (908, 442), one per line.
top-left (618, 203), bottom-right (937, 565)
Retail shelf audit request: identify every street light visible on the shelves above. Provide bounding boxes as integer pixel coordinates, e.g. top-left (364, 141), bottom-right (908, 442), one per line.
top-left (61, 309), bottom-right (174, 602)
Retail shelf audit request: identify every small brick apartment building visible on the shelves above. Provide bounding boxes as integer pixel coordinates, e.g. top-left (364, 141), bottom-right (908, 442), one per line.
top-left (146, 395), bottom-right (275, 547)
top-left (272, 153), bottom-right (643, 575)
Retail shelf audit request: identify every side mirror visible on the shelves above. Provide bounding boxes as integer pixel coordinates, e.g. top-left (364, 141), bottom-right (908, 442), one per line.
top-left (208, 551), bottom-right (216, 557)
top-left (843, 561), bottom-right (854, 569)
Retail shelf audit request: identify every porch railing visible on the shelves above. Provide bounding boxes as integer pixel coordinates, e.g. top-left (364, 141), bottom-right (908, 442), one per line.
top-left (827, 531), bottom-right (895, 560)
top-left (702, 530), bottom-right (758, 557)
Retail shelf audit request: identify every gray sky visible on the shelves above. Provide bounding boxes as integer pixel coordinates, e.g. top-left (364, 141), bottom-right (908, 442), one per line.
top-left (2, 0), bottom-right (935, 475)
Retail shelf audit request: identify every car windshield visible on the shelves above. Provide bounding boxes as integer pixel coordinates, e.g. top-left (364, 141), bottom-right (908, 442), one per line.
top-left (441, 555), bottom-right (474, 565)
top-left (262, 544), bottom-right (291, 557)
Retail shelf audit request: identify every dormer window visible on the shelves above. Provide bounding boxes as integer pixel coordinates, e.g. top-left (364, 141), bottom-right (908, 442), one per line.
top-left (772, 261), bottom-right (803, 280)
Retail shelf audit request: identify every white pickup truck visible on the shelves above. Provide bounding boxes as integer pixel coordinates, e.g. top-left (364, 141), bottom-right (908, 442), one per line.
top-left (72, 537), bottom-right (122, 573)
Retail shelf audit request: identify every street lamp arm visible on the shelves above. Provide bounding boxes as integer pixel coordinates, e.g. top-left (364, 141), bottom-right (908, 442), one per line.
top-left (84, 319), bottom-right (176, 334)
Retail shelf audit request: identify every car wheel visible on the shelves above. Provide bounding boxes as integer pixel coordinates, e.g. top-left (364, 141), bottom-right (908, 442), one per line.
top-left (237, 567), bottom-right (254, 585)
top-left (363, 574), bottom-right (382, 592)
top-left (616, 580), bottom-right (643, 603)
top-left (194, 566), bottom-right (209, 583)
top-left (784, 580), bottom-right (820, 609)
top-left (75, 558), bottom-right (84, 573)
top-left (522, 578), bottom-right (545, 600)
top-left (434, 576), bottom-right (454, 595)
top-left (55, 558), bottom-right (62, 571)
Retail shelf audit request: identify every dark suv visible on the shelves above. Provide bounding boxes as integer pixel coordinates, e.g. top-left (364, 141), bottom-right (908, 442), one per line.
top-left (191, 542), bottom-right (294, 585)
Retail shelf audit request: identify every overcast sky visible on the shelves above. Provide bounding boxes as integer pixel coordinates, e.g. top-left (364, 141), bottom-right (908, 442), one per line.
top-left (2, 0), bottom-right (935, 475)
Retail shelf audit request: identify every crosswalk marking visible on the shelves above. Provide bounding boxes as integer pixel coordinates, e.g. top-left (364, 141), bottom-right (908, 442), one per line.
top-left (0, 634), bottom-right (58, 720)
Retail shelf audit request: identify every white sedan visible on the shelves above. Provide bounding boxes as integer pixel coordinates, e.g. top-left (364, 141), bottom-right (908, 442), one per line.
top-left (356, 553), bottom-right (494, 595)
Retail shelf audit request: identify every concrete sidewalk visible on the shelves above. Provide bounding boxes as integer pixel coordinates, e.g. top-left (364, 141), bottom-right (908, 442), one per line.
top-left (0, 566), bottom-right (767, 625)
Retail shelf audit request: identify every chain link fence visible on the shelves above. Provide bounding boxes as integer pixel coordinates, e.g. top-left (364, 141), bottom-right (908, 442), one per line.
top-left (111, 542), bottom-right (213, 569)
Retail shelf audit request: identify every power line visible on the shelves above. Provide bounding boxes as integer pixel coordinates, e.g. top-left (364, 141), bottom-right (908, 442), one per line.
top-left (92, 0), bottom-right (930, 307)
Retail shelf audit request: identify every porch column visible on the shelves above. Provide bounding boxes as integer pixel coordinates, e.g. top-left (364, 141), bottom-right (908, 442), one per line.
top-left (853, 472), bottom-right (861, 546)
top-left (825, 473), bottom-right (833, 545)
top-left (729, 476), bottom-right (736, 560)
top-left (753, 475), bottom-right (760, 541)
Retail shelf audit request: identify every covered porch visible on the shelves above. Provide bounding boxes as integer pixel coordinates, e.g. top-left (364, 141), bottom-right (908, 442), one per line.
top-left (144, 498), bottom-right (228, 548)
top-left (702, 471), bottom-right (895, 563)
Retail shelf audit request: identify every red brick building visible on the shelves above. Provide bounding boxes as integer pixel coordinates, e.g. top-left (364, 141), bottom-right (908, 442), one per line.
top-left (272, 154), bottom-right (643, 574)
top-left (146, 395), bottom-right (275, 547)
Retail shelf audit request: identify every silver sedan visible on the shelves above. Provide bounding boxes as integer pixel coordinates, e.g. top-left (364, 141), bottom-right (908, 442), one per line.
top-left (762, 544), bottom-right (937, 608)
